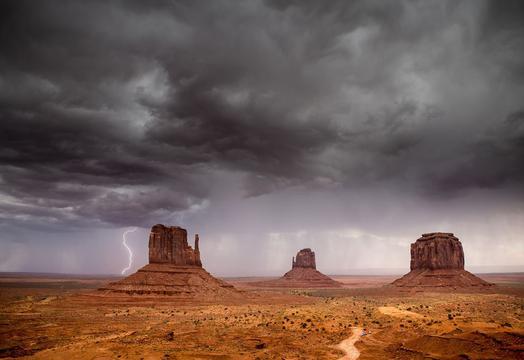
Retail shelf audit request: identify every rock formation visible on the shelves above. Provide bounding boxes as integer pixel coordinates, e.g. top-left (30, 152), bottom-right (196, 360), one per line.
top-left (98, 224), bottom-right (239, 300)
top-left (410, 233), bottom-right (464, 270)
top-left (392, 233), bottom-right (492, 288)
top-left (252, 248), bottom-right (342, 288)
top-left (148, 224), bottom-right (201, 266)
top-left (292, 248), bottom-right (316, 269)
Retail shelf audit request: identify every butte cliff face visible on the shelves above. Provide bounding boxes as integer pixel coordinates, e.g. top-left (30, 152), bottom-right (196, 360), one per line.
top-left (410, 233), bottom-right (464, 271)
top-left (392, 233), bottom-right (492, 288)
top-left (99, 224), bottom-right (239, 300)
top-left (148, 224), bottom-right (202, 266)
top-left (292, 248), bottom-right (316, 269)
top-left (253, 248), bottom-right (342, 288)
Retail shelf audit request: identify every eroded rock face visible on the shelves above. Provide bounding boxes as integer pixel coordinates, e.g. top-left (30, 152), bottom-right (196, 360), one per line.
top-left (292, 248), bottom-right (316, 269)
top-left (148, 224), bottom-right (201, 266)
top-left (410, 233), bottom-right (464, 270)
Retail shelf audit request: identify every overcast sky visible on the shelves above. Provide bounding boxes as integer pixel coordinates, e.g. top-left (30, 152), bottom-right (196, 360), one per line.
top-left (1, 0), bottom-right (523, 276)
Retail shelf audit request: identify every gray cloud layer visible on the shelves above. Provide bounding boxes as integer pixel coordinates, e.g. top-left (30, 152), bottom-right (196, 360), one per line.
top-left (0, 0), bottom-right (523, 273)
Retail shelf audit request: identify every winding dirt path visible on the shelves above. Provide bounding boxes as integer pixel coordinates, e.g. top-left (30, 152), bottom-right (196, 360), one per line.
top-left (335, 327), bottom-right (362, 360)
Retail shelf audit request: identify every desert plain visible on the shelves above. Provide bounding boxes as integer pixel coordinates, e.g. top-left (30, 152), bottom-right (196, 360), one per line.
top-left (0, 272), bottom-right (522, 360)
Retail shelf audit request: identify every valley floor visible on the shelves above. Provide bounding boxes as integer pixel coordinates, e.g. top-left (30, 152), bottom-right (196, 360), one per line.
top-left (0, 273), bottom-right (522, 359)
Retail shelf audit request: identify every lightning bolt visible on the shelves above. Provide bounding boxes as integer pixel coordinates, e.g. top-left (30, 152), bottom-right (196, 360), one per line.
top-left (121, 227), bottom-right (137, 275)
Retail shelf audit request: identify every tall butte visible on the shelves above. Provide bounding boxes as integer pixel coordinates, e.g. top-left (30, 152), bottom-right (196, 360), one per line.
top-left (99, 224), bottom-right (239, 299)
top-left (392, 233), bottom-right (492, 288)
top-left (253, 248), bottom-right (342, 288)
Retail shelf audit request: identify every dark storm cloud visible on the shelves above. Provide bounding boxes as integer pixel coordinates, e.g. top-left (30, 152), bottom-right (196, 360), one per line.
top-left (1, 0), bottom-right (523, 230)
top-left (425, 110), bottom-right (524, 194)
top-left (144, 0), bottom-right (524, 194)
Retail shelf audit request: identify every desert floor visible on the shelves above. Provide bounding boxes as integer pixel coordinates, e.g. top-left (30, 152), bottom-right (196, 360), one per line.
top-left (0, 273), bottom-right (522, 359)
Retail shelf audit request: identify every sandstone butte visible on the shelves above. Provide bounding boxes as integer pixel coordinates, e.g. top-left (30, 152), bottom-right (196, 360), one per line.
top-left (253, 248), bottom-right (343, 288)
top-left (98, 224), bottom-right (240, 299)
top-left (392, 232), bottom-right (493, 288)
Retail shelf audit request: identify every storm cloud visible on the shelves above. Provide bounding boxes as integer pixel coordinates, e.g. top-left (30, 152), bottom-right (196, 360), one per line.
top-left (1, 0), bottom-right (523, 275)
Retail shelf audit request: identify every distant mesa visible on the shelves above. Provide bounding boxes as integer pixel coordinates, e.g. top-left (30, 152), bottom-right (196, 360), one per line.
top-left (99, 224), bottom-right (239, 299)
top-left (392, 233), bottom-right (493, 288)
top-left (252, 248), bottom-right (343, 288)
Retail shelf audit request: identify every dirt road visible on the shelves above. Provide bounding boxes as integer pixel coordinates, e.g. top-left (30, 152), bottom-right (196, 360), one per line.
top-left (335, 327), bottom-right (362, 360)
